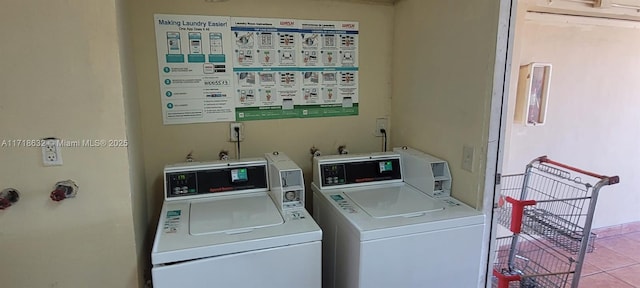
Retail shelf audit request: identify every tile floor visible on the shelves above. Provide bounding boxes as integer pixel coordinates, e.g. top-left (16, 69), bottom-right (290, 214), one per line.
top-left (579, 227), bottom-right (640, 287)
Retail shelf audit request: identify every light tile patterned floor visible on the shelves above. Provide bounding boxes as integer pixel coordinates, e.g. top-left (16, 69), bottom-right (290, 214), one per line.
top-left (579, 230), bottom-right (640, 287)
top-left (493, 223), bottom-right (640, 287)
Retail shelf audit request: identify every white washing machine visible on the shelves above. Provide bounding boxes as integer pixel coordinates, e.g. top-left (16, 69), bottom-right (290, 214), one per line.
top-left (312, 151), bottom-right (485, 288)
top-left (152, 157), bottom-right (322, 288)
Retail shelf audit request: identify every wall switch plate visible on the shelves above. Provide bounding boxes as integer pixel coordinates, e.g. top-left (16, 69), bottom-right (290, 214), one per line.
top-left (230, 122), bottom-right (244, 142)
top-left (462, 145), bottom-right (474, 172)
top-left (374, 117), bottom-right (388, 137)
top-left (42, 138), bottom-right (63, 166)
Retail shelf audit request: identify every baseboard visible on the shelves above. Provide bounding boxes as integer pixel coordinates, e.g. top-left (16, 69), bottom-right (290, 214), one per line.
top-left (591, 221), bottom-right (640, 238)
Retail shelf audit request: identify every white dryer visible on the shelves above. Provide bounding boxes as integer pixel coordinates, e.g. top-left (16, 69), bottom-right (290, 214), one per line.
top-left (312, 151), bottom-right (485, 288)
top-left (152, 158), bottom-right (321, 288)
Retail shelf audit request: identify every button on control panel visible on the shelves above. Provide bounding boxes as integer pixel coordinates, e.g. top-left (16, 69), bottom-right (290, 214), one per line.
top-left (167, 172), bottom-right (197, 197)
top-left (322, 164), bottom-right (346, 186)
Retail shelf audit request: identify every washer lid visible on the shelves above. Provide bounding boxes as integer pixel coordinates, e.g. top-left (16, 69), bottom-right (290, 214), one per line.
top-left (190, 194), bottom-right (284, 235)
top-left (344, 185), bottom-right (444, 218)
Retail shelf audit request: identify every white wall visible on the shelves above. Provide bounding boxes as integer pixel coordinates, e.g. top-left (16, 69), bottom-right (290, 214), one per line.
top-left (117, 0), bottom-right (149, 286)
top-left (392, 0), bottom-right (502, 209)
top-left (505, 11), bottom-right (640, 228)
top-left (0, 1), bottom-right (138, 287)
top-left (128, 0), bottom-right (394, 229)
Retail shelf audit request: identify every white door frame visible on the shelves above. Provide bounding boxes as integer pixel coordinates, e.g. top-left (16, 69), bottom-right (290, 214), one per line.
top-left (480, 0), bottom-right (517, 287)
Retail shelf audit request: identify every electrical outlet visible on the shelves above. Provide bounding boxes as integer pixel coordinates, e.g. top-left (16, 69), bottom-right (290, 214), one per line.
top-left (42, 138), bottom-right (63, 166)
top-left (374, 117), bottom-right (388, 137)
top-left (230, 122), bottom-right (244, 142)
top-left (462, 145), bottom-right (474, 172)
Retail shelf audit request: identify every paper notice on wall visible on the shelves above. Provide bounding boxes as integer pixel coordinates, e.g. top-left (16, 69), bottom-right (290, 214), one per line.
top-left (232, 18), bottom-right (303, 121)
top-left (154, 14), bottom-right (358, 124)
top-left (154, 14), bottom-right (235, 124)
top-left (297, 20), bottom-right (359, 118)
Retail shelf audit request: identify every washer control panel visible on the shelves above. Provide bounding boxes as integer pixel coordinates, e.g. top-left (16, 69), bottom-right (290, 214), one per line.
top-left (320, 157), bottom-right (401, 187)
top-left (165, 161), bottom-right (268, 199)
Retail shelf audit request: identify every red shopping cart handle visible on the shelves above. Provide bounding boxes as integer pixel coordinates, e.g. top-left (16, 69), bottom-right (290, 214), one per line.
top-left (493, 269), bottom-right (521, 288)
top-left (536, 156), bottom-right (620, 185)
top-left (506, 196), bottom-right (536, 233)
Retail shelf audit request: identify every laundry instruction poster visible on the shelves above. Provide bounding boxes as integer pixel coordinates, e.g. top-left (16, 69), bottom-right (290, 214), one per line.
top-left (154, 14), bottom-right (359, 124)
top-left (154, 14), bottom-right (235, 124)
top-left (297, 20), bottom-right (359, 119)
top-left (231, 17), bottom-right (301, 120)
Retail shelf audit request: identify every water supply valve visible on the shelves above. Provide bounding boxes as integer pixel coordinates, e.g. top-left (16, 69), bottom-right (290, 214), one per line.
top-left (219, 150), bottom-right (230, 160)
top-left (338, 145), bottom-right (349, 155)
top-left (0, 188), bottom-right (20, 209)
top-left (50, 180), bottom-right (78, 202)
top-left (310, 146), bottom-right (322, 158)
top-left (186, 151), bottom-right (195, 162)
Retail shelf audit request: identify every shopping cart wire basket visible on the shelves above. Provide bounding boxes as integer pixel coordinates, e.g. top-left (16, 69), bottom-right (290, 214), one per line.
top-left (493, 156), bottom-right (619, 288)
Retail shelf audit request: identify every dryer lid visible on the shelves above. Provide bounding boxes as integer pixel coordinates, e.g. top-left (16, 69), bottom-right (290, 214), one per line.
top-left (189, 194), bottom-right (284, 235)
top-left (344, 185), bottom-right (444, 218)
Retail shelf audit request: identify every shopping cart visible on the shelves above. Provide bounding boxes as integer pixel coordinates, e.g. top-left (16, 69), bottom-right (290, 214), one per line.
top-left (493, 156), bottom-right (619, 288)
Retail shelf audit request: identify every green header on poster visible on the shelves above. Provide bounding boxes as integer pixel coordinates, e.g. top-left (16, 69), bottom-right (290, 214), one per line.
top-left (236, 104), bottom-right (358, 121)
